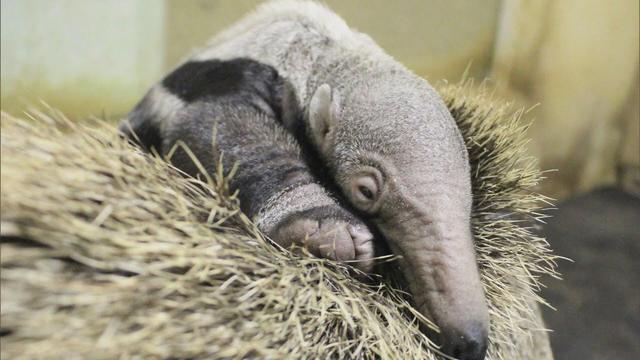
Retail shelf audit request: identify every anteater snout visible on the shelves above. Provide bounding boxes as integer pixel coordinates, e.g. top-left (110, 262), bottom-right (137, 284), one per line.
top-left (440, 323), bottom-right (488, 360)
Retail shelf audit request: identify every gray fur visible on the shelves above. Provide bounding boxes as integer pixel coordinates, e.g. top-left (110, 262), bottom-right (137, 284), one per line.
top-left (190, 2), bottom-right (489, 358)
top-left (120, 58), bottom-right (375, 273)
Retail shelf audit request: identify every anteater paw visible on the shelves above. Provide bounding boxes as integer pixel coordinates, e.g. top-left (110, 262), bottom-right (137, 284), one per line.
top-left (271, 216), bottom-right (375, 273)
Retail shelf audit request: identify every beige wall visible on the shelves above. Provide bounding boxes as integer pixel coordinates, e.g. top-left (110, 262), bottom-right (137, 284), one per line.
top-left (491, 0), bottom-right (639, 196)
top-left (1, 0), bottom-right (165, 118)
top-left (164, 0), bottom-right (500, 80)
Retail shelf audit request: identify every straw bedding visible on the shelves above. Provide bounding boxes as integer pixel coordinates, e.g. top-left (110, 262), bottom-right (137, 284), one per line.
top-left (0, 82), bottom-right (559, 359)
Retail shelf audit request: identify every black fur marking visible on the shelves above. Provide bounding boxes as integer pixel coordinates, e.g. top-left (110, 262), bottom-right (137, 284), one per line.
top-left (162, 60), bottom-right (244, 101)
top-left (162, 58), bottom-right (285, 119)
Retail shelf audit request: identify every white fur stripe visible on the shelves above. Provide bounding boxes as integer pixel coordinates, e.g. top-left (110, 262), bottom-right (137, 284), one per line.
top-left (145, 85), bottom-right (186, 134)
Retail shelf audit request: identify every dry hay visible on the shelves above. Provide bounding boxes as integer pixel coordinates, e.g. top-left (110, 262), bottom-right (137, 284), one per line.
top-left (0, 82), bottom-right (560, 359)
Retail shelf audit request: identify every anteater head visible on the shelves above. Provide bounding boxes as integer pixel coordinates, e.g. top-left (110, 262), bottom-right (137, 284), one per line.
top-left (306, 78), bottom-right (489, 359)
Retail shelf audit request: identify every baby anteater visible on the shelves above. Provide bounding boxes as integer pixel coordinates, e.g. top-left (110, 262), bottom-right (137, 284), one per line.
top-left (188, 2), bottom-right (490, 358)
top-left (120, 58), bottom-right (375, 272)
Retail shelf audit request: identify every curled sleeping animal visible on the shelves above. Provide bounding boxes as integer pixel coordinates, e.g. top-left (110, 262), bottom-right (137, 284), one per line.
top-left (124, 1), bottom-right (489, 359)
top-left (121, 58), bottom-right (375, 273)
top-left (194, 1), bottom-right (488, 359)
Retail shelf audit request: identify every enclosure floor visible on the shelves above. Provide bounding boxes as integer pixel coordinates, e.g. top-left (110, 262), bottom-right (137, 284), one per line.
top-left (541, 187), bottom-right (640, 359)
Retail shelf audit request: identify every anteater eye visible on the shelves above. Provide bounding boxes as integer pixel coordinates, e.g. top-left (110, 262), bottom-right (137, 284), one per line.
top-left (351, 175), bottom-right (379, 209)
top-left (359, 185), bottom-right (374, 200)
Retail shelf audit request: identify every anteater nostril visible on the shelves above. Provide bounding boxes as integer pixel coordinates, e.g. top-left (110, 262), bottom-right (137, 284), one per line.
top-left (441, 326), bottom-right (488, 360)
top-left (464, 336), bottom-right (488, 360)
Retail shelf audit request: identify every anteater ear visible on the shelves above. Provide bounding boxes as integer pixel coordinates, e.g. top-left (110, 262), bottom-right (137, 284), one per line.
top-left (308, 84), bottom-right (339, 149)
